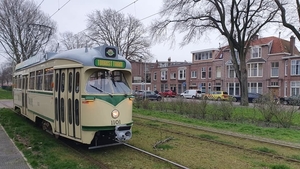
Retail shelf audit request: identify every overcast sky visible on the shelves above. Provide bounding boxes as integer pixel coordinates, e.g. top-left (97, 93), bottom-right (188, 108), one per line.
top-left (32, 0), bottom-right (224, 62)
top-left (0, 0), bottom-right (296, 64)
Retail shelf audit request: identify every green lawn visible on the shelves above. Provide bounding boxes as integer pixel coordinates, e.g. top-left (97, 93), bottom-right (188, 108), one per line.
top-left (0, 88), bottom-right (12, 99)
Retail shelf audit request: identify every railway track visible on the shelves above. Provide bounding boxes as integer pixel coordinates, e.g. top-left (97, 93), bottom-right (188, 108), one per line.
top-left (122, 143), bottom-right (189, 169)
top-left (133, 114), bottom-right (300, 164)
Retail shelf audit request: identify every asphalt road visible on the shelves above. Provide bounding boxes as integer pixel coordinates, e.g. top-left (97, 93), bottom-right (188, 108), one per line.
top-left (0, 99), bottom-right (13, 108)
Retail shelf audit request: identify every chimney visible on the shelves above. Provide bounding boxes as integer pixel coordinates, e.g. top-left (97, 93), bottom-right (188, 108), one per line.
top-left (290, 36), bottom-right (295, 56)
top-left (168, 57), bottom-right (171, 66)
top-left (252, 34), bottom-right (259, 40)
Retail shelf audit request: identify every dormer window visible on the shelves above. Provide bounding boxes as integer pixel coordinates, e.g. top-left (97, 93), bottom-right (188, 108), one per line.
top-left (252, 47), bottom-right (262, 58)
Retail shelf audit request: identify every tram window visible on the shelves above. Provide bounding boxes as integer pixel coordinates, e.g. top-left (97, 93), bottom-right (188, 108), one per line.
top-left (29, 72), bottom-right (35, 89)
top-left (68, 72), bottom-right (72, 93)
top-left (22, 77), bottom-right (25, 89)
top-left (36, 70), bottom-right (43, 90)
top-left (55, 98), bottom-right (58, 121)
top-left (75, 99), bottom-right (79, 126)
top-left (61, 72), bottom-right (65, 92)
top-left (44, 68), bottom-right (53, 91)
top-left (55, 73), bottom-right (59, 92)
top-left (13, 76), bottom-right (17, 89)
top-left (17, 75), bottom-right (21, 88)
top-left (61, 98), bottom-right (64, 123)
top-left (75, 72), bottom-right (80, 93)
top-left (68, 99), bottom-right (72, 124)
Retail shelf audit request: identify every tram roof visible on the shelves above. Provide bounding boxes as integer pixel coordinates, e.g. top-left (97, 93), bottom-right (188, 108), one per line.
top-left (15, 45), bottom-right (132, 71)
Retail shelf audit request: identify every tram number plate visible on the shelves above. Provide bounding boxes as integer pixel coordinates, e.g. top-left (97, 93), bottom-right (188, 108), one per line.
top-left (111, 120), bottom-right (121, 125)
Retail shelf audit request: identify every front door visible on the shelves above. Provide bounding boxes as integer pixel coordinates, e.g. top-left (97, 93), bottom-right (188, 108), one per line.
top-left (66, 68), bottom-right (81, 139)
top-left (54, 69), bottom-right (67, 135)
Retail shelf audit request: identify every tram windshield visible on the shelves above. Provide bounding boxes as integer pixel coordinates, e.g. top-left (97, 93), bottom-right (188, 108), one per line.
top-left (86, 70), bottom-right (131, 94)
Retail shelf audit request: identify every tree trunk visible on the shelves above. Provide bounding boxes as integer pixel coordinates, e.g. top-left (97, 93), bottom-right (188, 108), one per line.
top-left (240, 62), bottom-right (249, 106)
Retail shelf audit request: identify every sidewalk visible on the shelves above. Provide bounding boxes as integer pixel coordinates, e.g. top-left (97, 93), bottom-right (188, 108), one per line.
top-left (0, 99), bottom-right (32, 169)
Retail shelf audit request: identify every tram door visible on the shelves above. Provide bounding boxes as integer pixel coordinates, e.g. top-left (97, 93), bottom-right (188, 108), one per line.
top-left (66, 68), bottom-right (81, 139)
top-left (21, 75), bottom-right (28, 116)
top-left (54, 69), bottom-right (67, 135)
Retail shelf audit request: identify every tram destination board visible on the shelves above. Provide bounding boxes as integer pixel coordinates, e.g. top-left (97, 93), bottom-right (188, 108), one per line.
top-left (94, 59), bottom-right (126, 68)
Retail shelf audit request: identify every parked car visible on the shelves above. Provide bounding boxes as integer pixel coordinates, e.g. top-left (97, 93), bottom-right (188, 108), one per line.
top-left (160, 89), bottom-right (177, 97)
top-left (282, 95), bottom-right (300, 105)
top-left (135, 90), bottom-right (162, 101)
top-left (180, 90), bottom-right (202, 99)
top-left (232, 93), bottom-right (262, 103)
top-left (203, 91), bottom-right (229, 101)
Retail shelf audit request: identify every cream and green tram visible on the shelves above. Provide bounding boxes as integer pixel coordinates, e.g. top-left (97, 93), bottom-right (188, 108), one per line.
top-left (13, 45), bottom-right (133, 148)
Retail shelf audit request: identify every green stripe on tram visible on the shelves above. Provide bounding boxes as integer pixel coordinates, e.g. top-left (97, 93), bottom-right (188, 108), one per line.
top-left (81, 95), bottom-right (128, 106)
top-left (28, 109), bottom-right (54, 122)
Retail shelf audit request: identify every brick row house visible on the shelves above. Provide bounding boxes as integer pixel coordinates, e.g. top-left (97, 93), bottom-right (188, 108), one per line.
top-left (139, 35), bottom-right (300, 98)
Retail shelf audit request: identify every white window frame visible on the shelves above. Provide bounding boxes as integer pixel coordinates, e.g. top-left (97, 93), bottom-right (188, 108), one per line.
top-left (248, 82), bottom-right (263, 94)
top-left (161, 70), bottom-right (167, 80)
top-left (170, 72), bottom-right (176, 79)
top-left (178, 69), bottom-right (186, 80)
top-left (291, 81), bottom-right (300, 96)
top-left (271, 62), bottom-right (279, 77)
top-left (248, 63), bottom-right (263, 77)
top-left (153, 72), bottom-right (157, 80)
top-left (228, 65), bottom-right (236, 78)
top-left (291, 60), bottom-right (300, 75)
top-left (251, 46), bottom-right (262, 58)
top-left (201, 67), bottom-right (206, 79)
top-left (191, 71), bottom-right (197, 78)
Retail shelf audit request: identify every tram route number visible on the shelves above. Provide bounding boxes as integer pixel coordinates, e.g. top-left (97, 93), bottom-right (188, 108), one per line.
top-left (111, 120), bottom-right (121, 125)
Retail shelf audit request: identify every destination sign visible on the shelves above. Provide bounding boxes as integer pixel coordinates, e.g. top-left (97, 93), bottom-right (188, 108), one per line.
top-left (94, 59), bottom-right (126, 68)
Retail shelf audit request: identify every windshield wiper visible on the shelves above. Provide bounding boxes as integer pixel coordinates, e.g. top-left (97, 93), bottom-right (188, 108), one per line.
top-left (90, 85), bottom-right (113, 97)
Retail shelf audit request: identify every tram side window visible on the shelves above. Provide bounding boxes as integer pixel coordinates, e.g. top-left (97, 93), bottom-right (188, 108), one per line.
top-left (17, 75), bottom-right (21, 89)
top-left (75, 72), bottom-right (80, 93)
top-left (29, 72), bottom-right (35, 89)
top-left (13, 76), bottom-right (17, 88)
top-left (44, 68), bottom-right (53, 91)
top-left (36, 70), bottom-right (43, 90)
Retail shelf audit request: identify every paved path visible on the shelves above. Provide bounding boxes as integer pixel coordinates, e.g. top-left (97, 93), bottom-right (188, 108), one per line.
top-left (0, 99), bottom-right (31, 169)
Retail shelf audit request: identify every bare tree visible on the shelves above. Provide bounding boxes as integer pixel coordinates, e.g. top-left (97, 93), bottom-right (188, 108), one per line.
top-left (274, 0), bottom-right (300, 41)
top-left (0, 0), bottom-right (56, 64)
top-left (59, 31), bottom-right (94, 50)
top-left (150, 0), bottom-right (279, 106)
top-left (0, 60), bottom-right (13, 86)
top-left (86, 9), bottom-right (153, 61)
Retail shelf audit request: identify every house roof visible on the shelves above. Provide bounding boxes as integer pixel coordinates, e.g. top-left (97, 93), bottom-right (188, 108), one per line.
top-left (250, 36), bottom-right (299, 54)
top-left (214, 36), bottom-right (299, 59)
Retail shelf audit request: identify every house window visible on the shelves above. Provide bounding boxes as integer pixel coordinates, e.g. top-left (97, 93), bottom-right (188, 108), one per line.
top-left (208, 67), bottom-right (211, 78)
top-left (216, 66), bottom-right (221, 78)
top-left (170, 72), bottom-right (176, 79)
top-left (248, 63), bottom-right (263, 77)
top-left (285, 60), bottom-right (288, 76)
top-left (248, 82), bottom-right (263, 94)
top-left (201, 67), bottom-right (206, 79)
top-left (191, 71), bottom-right (197, 78)
top-left (291, 81), bottom-right (300, 96)
top-left (178, 69), bottom-right (186, 80)
top-left (270, 82), bottom-right (278, 86)
top-left (252, 47), bottom-right (262, 58)
top-left (271, 62), bottom-right (279, 77)
top-left (201, 83), bottom-right (206, 93)
top-left (161, 70), bottom-right (167, 80)
top-left (153, 72), bottom-right (157, 80)
top-left (291, 60), bottom-right (300, 75)
top-left (228, 65), bottom-right (236, 78)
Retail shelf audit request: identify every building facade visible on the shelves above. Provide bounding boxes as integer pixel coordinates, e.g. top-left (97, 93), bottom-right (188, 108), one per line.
top-left (142, 35), bottom-right (300, 97)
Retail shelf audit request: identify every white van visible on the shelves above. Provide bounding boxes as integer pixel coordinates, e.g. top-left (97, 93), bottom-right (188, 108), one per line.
top-left (180, 90), bottom-right (202, 99)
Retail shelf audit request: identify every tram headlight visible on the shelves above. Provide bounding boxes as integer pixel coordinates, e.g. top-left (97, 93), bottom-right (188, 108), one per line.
top-left (111, 109), bottom-right (120, 119)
